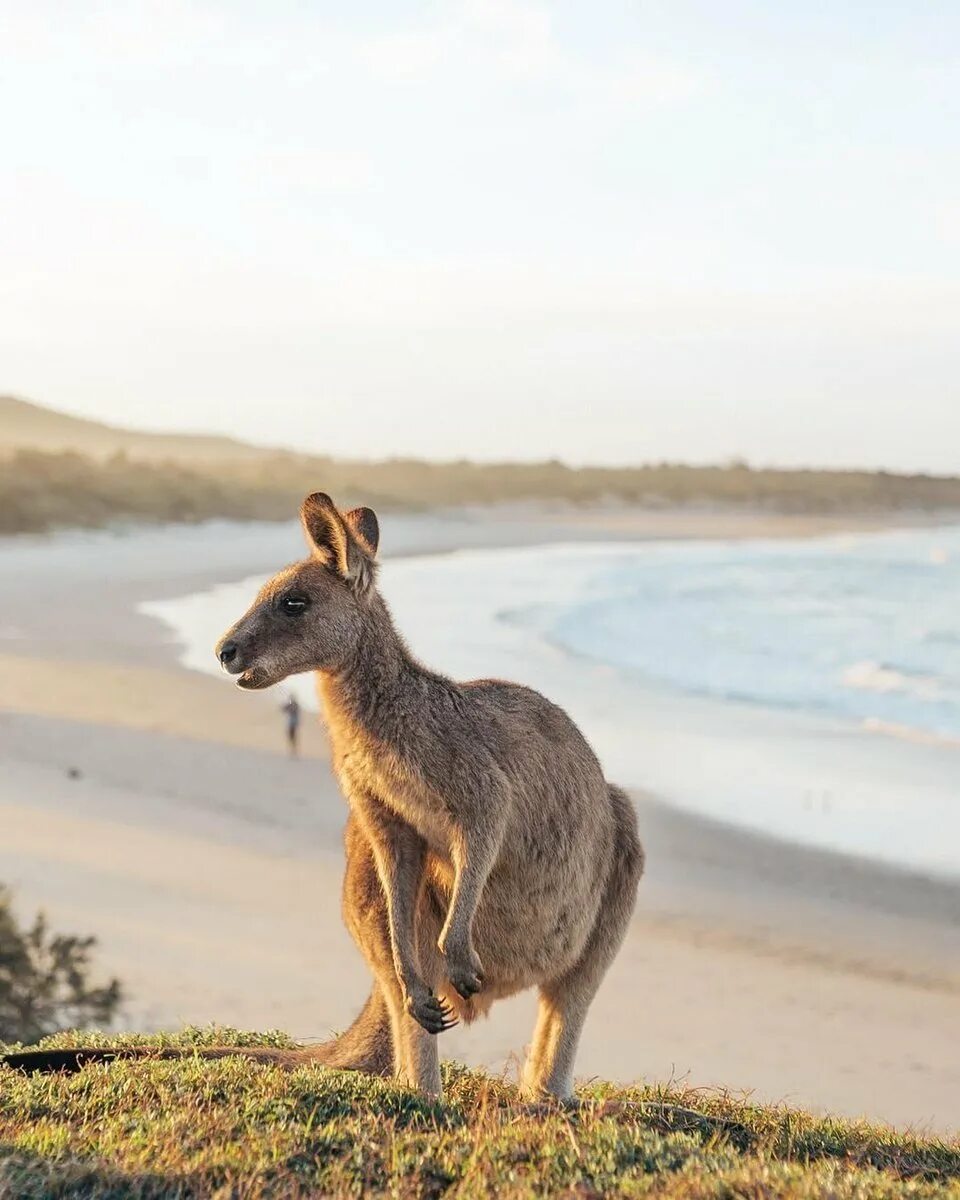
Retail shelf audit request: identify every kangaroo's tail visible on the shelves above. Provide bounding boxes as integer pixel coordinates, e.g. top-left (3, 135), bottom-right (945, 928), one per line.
top-left (307, 979), bottom-right (392, 1073)
top-left (2, 983), bottom-right (393, 1077)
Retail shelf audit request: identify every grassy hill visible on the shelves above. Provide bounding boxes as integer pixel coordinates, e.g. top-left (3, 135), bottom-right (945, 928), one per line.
top-left (4, 396), bottom-right (960, 535)
top-left (1, 1030), bottom-right (958, 1199)
top-left (0, 395), bottom-right (271, 462)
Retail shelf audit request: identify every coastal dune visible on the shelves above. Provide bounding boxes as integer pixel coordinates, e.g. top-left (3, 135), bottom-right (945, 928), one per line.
top-left (1, 511), bottom-right (958, 1135)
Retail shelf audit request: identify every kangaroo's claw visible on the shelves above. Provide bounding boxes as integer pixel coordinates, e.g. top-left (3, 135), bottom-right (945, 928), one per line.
top-left (450, 968), bottom-right (484, 1000)
top-left (407, 990), bottom-right (459, 1035)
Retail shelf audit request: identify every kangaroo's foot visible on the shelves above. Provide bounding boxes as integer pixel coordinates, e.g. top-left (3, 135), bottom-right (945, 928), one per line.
top-left (398, 1020), bottom-right (443, 1097)
top-left (438, 934), bottom-right (485, 1000)
top-left (404, 981), bottom-right (458, 1035)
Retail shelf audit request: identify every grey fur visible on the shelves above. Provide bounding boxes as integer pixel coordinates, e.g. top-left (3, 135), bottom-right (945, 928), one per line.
top-left (215, 493), bottom-right (644, 1100)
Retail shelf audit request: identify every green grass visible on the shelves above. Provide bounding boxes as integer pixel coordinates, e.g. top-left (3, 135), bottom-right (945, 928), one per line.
top-left (2, 1030), bottom-right (958, 1198)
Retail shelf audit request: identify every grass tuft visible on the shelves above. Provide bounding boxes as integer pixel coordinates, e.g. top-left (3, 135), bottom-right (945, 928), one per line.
top-left (2, 1030), bottom-right (958, 1198)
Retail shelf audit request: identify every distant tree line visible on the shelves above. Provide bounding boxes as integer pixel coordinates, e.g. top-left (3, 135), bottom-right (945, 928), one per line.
top-left (2, 447), bottom-right (960, 535)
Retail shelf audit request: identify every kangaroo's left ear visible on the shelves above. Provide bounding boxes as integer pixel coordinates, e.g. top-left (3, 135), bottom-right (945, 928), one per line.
top-left (343, 507), bottom-right (379, 557)
top-left (300, 493), bottom-right (376, 591)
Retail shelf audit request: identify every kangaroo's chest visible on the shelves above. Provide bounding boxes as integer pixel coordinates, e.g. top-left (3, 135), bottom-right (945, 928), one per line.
top-left (333, 735), bottom-right (454, 855)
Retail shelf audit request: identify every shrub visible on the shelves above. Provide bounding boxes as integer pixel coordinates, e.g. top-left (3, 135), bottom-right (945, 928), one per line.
top-left (0, 887), bottom-right (122, 1046)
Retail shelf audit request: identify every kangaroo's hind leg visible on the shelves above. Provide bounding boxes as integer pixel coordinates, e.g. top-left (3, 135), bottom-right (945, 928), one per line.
top-left (522, 938), bottom-right (618, 1103)
top-left (373, 969), bottom-right (441, 1097)
top-left (521, 786), bottom-right (644, 1102)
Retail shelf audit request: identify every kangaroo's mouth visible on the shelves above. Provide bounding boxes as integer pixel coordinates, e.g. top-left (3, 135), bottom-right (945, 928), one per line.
top-left (236, 667), bottom-right (272, 690)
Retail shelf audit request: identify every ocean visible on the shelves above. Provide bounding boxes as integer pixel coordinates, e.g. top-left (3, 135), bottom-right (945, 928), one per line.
top-left (142, 523), bottom-right (960, 880)
top-left (519, 526), bottom-right (960, 744)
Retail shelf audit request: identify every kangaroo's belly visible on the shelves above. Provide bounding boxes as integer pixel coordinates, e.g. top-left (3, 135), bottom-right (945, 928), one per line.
top-left (424, 826), bottom-right (608, 1002)
top-left (339, 770), bottom-right (615, 1011)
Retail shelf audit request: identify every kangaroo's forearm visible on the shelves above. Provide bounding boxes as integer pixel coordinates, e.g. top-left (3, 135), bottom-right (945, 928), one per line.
top-left (373, 838), bottom-right (424, 989)
top-left (353, 800), bottom-right (425, 990)
top-left (382, 848), bottom-right (422, 991)
top-left (438, 823), bottom-right (504, 957)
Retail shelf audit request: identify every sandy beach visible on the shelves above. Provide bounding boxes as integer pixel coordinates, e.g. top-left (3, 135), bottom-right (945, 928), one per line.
top-left (1, 507), bottom-right (958, 1135)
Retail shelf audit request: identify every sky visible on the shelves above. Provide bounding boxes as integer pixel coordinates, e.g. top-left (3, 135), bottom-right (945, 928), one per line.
top-left (1, 1), bottom-right (958, 470)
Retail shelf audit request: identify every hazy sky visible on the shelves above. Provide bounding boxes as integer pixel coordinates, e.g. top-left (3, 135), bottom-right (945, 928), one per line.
top-left (2, 2), bottom-right (958, 469)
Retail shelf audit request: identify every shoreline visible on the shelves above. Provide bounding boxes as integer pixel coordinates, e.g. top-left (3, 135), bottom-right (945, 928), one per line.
top-left (1, 507), bottom-right (959, 1133)
top-left (4, 501), bottom-right (956, 669)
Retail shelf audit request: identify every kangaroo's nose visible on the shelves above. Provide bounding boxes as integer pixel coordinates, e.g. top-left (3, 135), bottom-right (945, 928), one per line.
top-left (218, 640), bottom-right (239, 667)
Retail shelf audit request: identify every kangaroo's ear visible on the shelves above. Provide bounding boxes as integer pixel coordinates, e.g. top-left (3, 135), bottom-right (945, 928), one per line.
top-left (343, 506), bottom-right (379, 557)
top-left (300, 492), bottom-right (345, 565)
top-left (300, 492), bottom-right (375, 590)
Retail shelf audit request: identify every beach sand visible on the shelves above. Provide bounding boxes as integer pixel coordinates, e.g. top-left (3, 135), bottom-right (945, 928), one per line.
top-left (1, 508), bottom-right (958, 1134)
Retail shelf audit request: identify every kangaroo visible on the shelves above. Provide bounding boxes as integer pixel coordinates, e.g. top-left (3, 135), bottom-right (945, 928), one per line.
top-left (4, 494), bottom-right (642, 1101)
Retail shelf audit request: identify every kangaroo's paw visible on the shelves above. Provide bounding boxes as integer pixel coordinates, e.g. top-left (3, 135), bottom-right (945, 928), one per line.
top-left (441, 943), bottom-right (485, 1000)
top-left (405, 987), bottom-right (458, 1035)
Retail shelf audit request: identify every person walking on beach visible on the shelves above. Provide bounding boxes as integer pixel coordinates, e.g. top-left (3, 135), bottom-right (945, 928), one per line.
top-left (281, 694), bottom-right (301, 757)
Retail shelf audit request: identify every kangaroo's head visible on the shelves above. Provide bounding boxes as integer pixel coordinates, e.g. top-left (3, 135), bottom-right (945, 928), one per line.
top-left (214, 492), bottom-right (380, 689)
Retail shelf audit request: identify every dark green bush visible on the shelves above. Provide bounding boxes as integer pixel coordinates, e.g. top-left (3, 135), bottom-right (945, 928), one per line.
top-left (0, 886), bottom-right (122, 1046)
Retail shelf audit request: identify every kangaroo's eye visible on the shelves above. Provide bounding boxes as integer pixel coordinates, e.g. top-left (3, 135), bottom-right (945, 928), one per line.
top-left (280, 593), bottom-right (309, 615)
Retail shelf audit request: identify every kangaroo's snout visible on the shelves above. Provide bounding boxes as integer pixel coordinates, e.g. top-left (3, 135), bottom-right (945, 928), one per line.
top-left (218, 639), bottom-right (239, 668)
top-left (214, 624), bottom-right (274, 689)
top-left (216, 633), bottom-right (251, 678)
